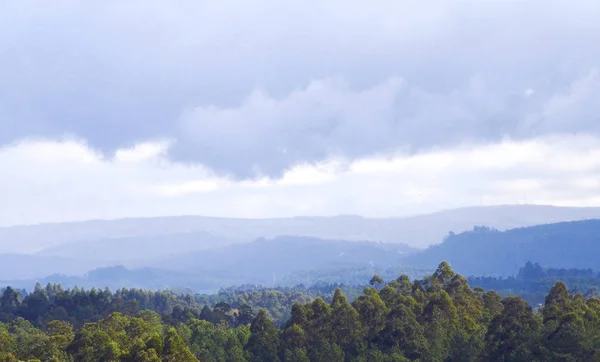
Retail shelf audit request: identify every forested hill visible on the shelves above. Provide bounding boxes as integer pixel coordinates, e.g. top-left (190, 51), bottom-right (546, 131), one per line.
top-left (468, 261), bottom-right (600, 306)
top-left (2, 262), bottom-right (600, 361)
top-left (407, 219), bottom-right (600, 276)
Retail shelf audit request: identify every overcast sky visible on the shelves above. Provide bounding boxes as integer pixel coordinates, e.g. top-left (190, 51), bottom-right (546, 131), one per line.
top-left (1, 0), bottom-right (600, 226)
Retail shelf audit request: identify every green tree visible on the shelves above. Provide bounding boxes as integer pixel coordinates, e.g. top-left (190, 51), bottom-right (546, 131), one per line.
top-left (283, 348), bottom-right (310, 362)
top-left (163, 327), bottom-right (199, 362)
top-left (280, 324), bottom-right (308, 362)
top-left (543, 282), bottom-right (573, 323)
top-left (484, 296), bottom-right (542, 361)
top-left (245, 310), bottom-right (280, 362)
top-left (421, 291), bottom-right (458, 362)
top-left (0, 331), bottom-right (16, 357)
top-left (330, 289), bottom-right (364, 358)
top-left (370, 275), bottom-right (384, 288)
top-left (379, 303), bottom-right (428, 360)
top-left (353, 287), bottom-right (388, 341)
top-left (482, 291), bottom-right (504, 324)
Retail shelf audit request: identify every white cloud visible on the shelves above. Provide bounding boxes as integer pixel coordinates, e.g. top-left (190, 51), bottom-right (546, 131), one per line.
top-left (3, 134), bottom-right (600, 226)
top-left (1, 1), bottom-right (600, 177)
top-left (114, 141), bottom-right (171, 163)
top-left (2, 1), bottom-right (600, 223)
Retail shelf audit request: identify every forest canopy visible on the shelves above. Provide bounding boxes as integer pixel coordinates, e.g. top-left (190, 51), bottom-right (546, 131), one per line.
top-left (1, 262), bottom-right (599, 361)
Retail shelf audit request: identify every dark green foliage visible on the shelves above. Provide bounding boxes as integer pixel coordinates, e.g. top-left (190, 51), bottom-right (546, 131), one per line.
top-left (484, 297), bottom-right (542, 361)
top-left (2, 262), bottom-right (600, 361)
top-left (163, 327), bottom-right (199, 362)
top-left (246, 310), bottom-right (280, 362)
top-left (1, 282), bottom-right (366, 329)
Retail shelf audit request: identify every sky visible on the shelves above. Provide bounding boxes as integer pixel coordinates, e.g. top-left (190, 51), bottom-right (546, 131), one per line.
top-left (1, 0), bottom-right (600, 226)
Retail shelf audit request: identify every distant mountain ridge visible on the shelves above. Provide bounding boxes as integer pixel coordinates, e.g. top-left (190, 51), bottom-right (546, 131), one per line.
top-left (156, 236), bottom-right (416, 279)
top-left (0, 236), bottom-right (417, 291)
top-left (4, 218), bottom-right (600, 292)
top-left (3, 204), bottom-right (600, 253)
top-left (406, 219), bottom-right (600, 277)
top-left (36, 231), bottom-right (240, 265)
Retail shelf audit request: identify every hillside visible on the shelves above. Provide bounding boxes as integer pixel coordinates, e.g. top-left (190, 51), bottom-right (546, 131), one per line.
top-left (407, 219), bottom-right (600, 276)
top-left (0, 254), bottom-right (95, 280)
top-left (36, 231), bottom-right (239, 265)
top-left (155, 236), bottom-right (416, 283)
top-left (6, 217), bottom-right (600, 288)
top-left (3, 204), bottom-right (600, 253)
top-left (0, 236), bottom-right (416, 289)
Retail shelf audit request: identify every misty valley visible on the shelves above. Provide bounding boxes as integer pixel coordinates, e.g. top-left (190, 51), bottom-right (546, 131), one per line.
top-left (3, 206), bottom-right (600, 361)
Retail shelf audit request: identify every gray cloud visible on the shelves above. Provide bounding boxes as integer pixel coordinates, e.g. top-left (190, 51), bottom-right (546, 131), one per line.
top-left (1, 0), bottom-right (600, 176)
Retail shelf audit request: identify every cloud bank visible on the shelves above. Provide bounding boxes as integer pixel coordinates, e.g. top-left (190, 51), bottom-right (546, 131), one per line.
top-left (2, 135), bottom-right (600, 226)
top-left (2, 1), bottom-right (600, 225)
top-left (1, 1), bottom-right (600, 178)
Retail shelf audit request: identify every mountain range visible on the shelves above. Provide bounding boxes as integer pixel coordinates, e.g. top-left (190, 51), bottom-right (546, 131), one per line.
top-left (3, 204), bottom-right (600, 290)
top-left (3, 204), bottom-right (600, 254)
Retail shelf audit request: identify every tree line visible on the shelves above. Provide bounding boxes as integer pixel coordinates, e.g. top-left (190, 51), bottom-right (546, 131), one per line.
top-left (0, 282), bottom-right (364, 330)
top-left (469, 261), bottom-right (600, 306)
top-left (2, 262), bottom-right (600, 361)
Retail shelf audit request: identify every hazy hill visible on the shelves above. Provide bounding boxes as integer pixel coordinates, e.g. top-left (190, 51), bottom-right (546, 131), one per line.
top-left (154, 236), bottom-right (416, 284)
top-left (1, 236), bottom-right (416, 291)
top-left (3, 204), bottom-right (600, 253)
top-left (6, 218), bottom-right (600, 291)
top-left (0, 253), bottom-right (97, 280)
top-left (36, 231), bottom-right (239, 265)
top-left (0, 266), bottom-right (208, 293)
top-left (406, 219), bottom-right (600, 277)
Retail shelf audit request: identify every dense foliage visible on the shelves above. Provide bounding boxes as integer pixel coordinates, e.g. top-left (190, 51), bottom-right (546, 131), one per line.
top-left (3, 262), bottom-right (600, 361)
top-left (408, 220), bottom-right (600, 276)
top-left (0, 283), bottom-right (366, 329)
